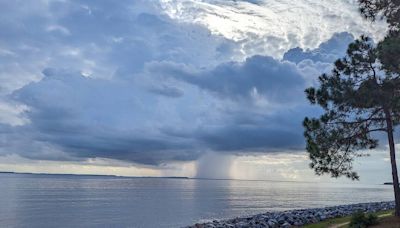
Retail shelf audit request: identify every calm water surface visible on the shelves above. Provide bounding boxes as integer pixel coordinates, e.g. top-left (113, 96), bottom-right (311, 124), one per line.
top-left (0, 173), bottom-right (394, 227)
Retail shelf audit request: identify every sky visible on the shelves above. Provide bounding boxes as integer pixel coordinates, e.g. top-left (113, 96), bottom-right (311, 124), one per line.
top-left (0, 0), bottom-right (395, 183)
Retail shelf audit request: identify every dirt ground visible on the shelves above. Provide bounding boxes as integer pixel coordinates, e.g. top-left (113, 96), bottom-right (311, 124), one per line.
top-left (370, 216), bottom-right (400, 228)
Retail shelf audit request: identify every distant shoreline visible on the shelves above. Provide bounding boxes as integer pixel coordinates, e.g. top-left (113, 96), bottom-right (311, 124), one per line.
top-left (0, 172), bottom-right (393, 185)
top-left (0, 171), bottom-right (299, 182)
top-left (0, 171), bottom-right (189, 179)
top-left (0, 171), bottom-right (305, 182)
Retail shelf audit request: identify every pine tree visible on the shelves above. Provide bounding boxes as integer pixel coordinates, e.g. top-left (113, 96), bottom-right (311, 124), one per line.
top-left (304, 0), bottom-right (400, 216)
top-left (303, 35), bottom-right (400, 215)
top-left (358, 0), bottom-right (400, 29)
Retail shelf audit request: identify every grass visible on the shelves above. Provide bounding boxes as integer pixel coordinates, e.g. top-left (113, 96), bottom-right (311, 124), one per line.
top-left (302, 210), bottom-right (394, 228)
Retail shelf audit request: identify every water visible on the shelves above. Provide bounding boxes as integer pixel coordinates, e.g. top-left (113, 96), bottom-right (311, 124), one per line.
top-left (0, 173), bottom-right (394, 227)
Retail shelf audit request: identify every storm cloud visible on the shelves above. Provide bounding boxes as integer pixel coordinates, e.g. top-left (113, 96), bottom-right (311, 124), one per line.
top-left (168, 56), bottom-right (305, 103)
top-left (0, 0), bottom-right (383, 166)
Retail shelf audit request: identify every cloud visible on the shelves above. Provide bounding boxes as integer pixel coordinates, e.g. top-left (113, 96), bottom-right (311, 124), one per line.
top-left (167, 56), bottom-right (306, 103)
top-left (160, 0), bottom-right (387, 58)
top-left (144, 55), bottom-right (320, 154)
top-left (197, 124), bottom-right (303, 152)
top-left (0, 0), bottom-right (385, 172)
top-left (10, 54), bottom-right (312, 165)
top-left (0, 0), bottom-right (234, 96)
top-left (283, 32), bottom-right (355, 64)
top-left (283, 32), bottom-right (356, 85)
top-left (0, 100), bottom-right (29, 126)
top-left (11, 68), bottom-right (204, 165)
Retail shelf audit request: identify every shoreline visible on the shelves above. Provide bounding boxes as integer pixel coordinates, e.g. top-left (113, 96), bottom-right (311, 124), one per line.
top-left (187, 201), bottom-right (395, 228)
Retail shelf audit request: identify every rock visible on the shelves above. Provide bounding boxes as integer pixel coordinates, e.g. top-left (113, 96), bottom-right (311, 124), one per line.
top-left (277, 216), bottom-right (286, 224)
top-left (267, 219), bottom-right (278, 228)
top-left (293, 221), bottom-right (303, 226)
top-left (187, 201), bottom-right (395, 228)
top-left (234, 221), bottom-right (247, 228)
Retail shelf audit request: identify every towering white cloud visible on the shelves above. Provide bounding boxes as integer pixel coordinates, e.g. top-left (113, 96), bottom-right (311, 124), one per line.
top-left (159, 0), bottom-right (387, 58)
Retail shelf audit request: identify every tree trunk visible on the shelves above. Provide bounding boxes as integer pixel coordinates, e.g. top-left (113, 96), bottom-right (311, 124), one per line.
top-left (384, 108), bottom-right (400, 217)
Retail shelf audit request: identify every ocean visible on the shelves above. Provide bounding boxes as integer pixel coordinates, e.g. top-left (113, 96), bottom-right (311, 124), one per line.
top-left (0, 173), bottom-right (394, 227)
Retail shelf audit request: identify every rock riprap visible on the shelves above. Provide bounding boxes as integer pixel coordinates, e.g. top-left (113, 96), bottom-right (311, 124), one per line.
top-left (187, 201), bottom-right (395, 228)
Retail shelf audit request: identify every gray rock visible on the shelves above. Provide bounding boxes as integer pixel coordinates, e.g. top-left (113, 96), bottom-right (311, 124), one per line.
top-left (187, 201), bottom-right (395, 228)
top-left (267, 219), bottom-right (278, 228)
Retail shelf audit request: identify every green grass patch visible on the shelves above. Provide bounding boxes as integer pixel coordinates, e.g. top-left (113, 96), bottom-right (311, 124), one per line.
top-left (302, 210), bottom-right (394, 228)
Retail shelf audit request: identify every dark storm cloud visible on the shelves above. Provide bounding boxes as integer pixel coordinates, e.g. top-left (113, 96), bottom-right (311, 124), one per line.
top-left (191, 103), bottom-right (321, 153)
top-left (7, 32), bottom-right (348, 165)
top-left (9, 54), bottom-right (312, 165)
top-left (11, 69), bottom-right (201, 165)
top-left (155, 55), bottom-right (306, 103)
top-left (197, 122), bottom-right (304, 152)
